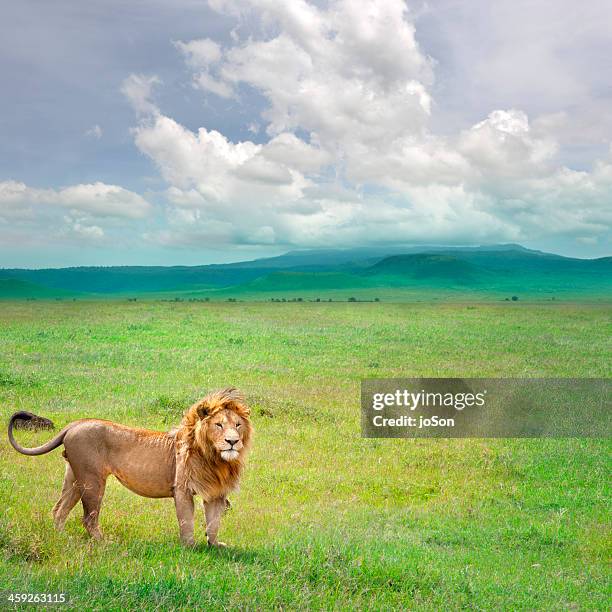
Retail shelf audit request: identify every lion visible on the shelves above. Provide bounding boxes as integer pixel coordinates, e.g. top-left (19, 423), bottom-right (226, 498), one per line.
top-left (7, 387), bottom-right (252, 547)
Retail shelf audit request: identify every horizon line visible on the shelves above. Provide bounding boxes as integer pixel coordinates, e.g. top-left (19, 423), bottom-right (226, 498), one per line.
top-left (1, 243), bottom-right (611, 271)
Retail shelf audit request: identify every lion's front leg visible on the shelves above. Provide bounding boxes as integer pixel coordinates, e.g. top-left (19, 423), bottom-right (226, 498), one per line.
top-left (174, 488), bottom-right (195, 546)
top-left (204, 497), bottom-right (227, 547)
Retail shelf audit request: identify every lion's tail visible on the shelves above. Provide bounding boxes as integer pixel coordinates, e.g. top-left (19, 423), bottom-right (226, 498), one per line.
top-left (7, 412), bottom-right (73, 456)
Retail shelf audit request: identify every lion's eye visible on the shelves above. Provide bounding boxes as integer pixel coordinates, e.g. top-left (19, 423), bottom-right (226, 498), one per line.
top-left (215, 423), bottom-right (223, 429)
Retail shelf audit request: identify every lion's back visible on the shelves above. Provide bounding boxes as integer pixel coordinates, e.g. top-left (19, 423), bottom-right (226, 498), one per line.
top-left (62, 420), bottom-right (176, 498)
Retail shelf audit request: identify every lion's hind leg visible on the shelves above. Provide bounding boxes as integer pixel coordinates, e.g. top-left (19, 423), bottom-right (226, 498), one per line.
top-left (67, 461), bottom-right (108, 540)
top-left (52, 463), bottom-right (80, 531)
top-left (79, 476), bottom-right (107, 540)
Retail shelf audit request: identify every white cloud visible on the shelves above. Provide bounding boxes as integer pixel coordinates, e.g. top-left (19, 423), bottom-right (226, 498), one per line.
top-left (211, 0), bottom-right (434, 150)
top-left (261, 133), bottom-right (332, 174)
top-left (132, 114), bottom-right (261, 194)
top-left (120, 74), bottom-right (161, 116)
top-left (85, 124), bottom-right (103, 139)
top-left (234, 156), bottom-right (294, 185)
top-left (130, 111), bottom-right (312, 209)
top-left (0, 180), bottom-right (152, 249)
top-left (119, 0), bottom-right (611, 253)
top-left (0, 180), bottom-right (152, 219)
top-left (174, 38), bottom-right (222, 68)
top-left (64, 216), bottom-right (105, 240)
top-left (174, 39), bottom-right (233, 97)
top-left (193, 72), bottom-right (233, 98)
top-left (458, 110), bottom-right (558, 180)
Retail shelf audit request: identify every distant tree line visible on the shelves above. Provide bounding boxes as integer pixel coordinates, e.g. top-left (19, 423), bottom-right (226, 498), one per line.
top-left (269, 297), bottom-right (381, 303)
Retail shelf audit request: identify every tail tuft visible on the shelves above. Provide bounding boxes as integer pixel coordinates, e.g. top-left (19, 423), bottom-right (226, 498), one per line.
top-left (8, 412), bottom-right (67, 456)
top-left (11, 411), bottom-right (55, 431)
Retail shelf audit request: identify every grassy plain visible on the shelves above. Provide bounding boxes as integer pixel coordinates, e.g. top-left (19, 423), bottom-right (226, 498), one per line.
top-left (0, 300), bottom-right (610, 609)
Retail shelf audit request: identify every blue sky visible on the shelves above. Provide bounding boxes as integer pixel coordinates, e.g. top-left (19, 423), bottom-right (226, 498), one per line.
top-left (1, 0), bottom-right (611, 267)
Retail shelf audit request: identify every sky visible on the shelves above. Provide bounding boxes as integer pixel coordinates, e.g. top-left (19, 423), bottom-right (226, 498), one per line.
top-left (1, 0), bottom-right (611, 268)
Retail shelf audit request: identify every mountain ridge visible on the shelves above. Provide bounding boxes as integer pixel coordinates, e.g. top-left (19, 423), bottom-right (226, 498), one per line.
top-left (1, 245), bottom-right (610, 299)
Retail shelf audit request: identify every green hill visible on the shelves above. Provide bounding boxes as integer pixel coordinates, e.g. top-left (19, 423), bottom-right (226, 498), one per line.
top-left (0, 278), bottom-right (78, 299)
top-left (366, 254), bottom-right (483, 285)
top-left (233, 271), bottom-right (373, 292)
top-left (360, 251), bottom-right (611, 295)
top-left (0, 265), bottom-right (272, 294)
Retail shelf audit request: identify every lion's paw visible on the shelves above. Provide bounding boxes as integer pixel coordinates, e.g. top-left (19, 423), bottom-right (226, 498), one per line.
top-left (181, 537), bottom-right (196, 547)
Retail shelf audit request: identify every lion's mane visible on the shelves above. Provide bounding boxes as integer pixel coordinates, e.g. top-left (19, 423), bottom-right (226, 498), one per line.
top-left (173, 387), bottom-right (253, 500)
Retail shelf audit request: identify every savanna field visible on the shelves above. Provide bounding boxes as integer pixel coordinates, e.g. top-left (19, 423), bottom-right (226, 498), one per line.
top-left (0, 300), bottom-right (610, 609)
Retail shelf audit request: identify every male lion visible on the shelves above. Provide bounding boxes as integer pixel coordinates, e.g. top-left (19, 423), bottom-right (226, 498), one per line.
top-left (7, 387), bottom-right (252, 547)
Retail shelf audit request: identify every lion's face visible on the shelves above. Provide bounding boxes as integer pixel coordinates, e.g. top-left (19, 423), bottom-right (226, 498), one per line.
top-left (205, 408), bottom-right (249, 462)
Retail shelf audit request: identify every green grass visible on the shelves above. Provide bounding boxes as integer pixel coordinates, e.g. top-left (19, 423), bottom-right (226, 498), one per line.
top-left (0, 301), bottom-right (610, 609)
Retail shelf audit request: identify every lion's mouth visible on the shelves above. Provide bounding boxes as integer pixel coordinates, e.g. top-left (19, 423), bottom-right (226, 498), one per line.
top-left (220, 449), bottom-right (240, 462)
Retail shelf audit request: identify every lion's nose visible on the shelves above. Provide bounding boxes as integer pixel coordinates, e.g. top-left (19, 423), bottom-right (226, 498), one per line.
top-left (226, 438), bottom-right (238, 446)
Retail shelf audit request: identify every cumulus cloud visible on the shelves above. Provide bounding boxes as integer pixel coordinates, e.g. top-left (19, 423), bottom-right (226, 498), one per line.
top-left (0, 180), bottom-right (153, 248)
top-left (211, 0), bottom-right (434, 150)
top-left (120, 0), bottom-right (611, 252)
top-left (0, 180), bottom-right (151, 219)
top-left (458, 110), bottom-right (558, 180)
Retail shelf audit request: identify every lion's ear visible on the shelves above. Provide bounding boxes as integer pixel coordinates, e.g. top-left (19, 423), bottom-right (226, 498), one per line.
top-left (196, 404), bottom-right (209, 419)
